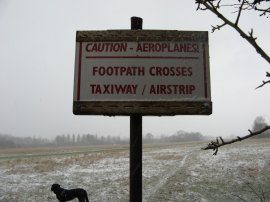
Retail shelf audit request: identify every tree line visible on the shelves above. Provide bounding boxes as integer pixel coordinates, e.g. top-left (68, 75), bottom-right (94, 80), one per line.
top-left (54, 134), bottom-right (127, 146)
top-left (0, 116), bottom-right (269, 149)
top-left (0, 134), bottom-right (127, 149)
top-left (0, 131), bottom-right (205, 149)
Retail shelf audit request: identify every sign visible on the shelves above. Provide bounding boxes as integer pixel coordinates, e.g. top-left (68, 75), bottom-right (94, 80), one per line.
top-left (73, 30), bottom-right (212, 115)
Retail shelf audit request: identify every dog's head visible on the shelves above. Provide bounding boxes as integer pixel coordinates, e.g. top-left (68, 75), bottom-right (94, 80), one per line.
top-left (51, 183), bottom-right (61, 192)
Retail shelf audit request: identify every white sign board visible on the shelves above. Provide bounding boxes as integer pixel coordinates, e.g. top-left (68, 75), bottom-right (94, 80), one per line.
top-left (73, 30), bottom-right (212, 115)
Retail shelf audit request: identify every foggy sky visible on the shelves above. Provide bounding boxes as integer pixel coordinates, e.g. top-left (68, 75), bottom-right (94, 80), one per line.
top-left (0, 0), bottom-right (269, 139)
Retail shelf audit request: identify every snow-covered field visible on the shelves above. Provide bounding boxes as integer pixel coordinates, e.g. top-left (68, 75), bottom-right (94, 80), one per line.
top-left (0, 139), bottom-right (269, 202)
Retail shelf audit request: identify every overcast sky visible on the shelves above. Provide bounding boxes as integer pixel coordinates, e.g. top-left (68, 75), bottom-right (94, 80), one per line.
top-left (0, 0), bottom-right (269, 139)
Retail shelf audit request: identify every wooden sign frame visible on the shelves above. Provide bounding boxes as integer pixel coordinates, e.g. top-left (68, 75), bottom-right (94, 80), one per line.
top-left (73, 30), bottom-right (212, 115)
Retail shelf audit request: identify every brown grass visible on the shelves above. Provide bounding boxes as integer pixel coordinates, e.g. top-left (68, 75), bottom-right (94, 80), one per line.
top-left (1, 147), bottom-right (128, 174)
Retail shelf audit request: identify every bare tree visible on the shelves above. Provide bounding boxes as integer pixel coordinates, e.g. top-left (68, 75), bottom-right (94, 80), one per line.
top-left (195, 0), bottom-right (270, 153)
top-left (253, 116), bottom-right (268, 131)
top-left (196, 0), bottom-right (270, 88)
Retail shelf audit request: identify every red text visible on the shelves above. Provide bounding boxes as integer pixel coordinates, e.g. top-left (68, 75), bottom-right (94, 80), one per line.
top-left (149, 66), bottom-right (192, 76)
top-left (149, 84), bottom-right (195, 94)
top-left (86, 42), bottom-right (127, 52)
top-left (136, 42), bottom-right (199, 53)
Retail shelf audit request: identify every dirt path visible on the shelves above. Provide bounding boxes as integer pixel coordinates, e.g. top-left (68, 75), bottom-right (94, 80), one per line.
top-left (143, 152), bottom-right (190, 201)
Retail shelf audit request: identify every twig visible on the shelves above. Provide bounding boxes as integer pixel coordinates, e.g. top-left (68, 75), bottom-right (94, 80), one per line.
top-left (235, 0), bottom-right (245, 26)
top-left (202, 126), bottom-right (270, 155)
top-left (211, 23), bottom-right (226, 32)
top-left (255, 6), bottom-right (270, 16)
top-left (255, 80), bottom-right (270, 89)
top-left (255, 72), bottom-right (270, 89)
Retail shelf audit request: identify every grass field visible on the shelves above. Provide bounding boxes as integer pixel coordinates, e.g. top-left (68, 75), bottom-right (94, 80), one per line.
top-left (0, 139), bottom-right (270, 202)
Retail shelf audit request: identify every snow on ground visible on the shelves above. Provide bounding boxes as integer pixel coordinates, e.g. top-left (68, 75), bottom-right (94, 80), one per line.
top-left (0, 139), bottom-right (270, 202)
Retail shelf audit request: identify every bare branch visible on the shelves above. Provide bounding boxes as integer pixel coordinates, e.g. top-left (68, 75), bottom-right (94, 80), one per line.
top-left (248, 28), bottom-right (258, 40)
top-left (202, 126), bottom-right (270, 155)
top-left (255, 6), bottom-right (270, 16)
top-left (253, 0), bottom-right (270, 5)
top-left (198, 0), bottom-right (270, 17)
top-left (197, 0), bottom-right (270, 65)
top-left (255, 80), bottom-right (270, 89)
top-left (235, 0), bottom-right (246, 25)
top-left (211, 23), bottom-right (226, 32)
top-left (255, 71), bottom-right (270, 89)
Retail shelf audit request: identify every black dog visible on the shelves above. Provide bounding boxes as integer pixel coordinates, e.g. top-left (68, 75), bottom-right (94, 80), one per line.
top-left (51, 184), bottom-right (89, 202)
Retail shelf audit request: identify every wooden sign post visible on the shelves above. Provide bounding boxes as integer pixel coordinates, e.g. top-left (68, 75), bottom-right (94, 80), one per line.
top-left (73, 17), bottom-right (212, 202)
top-left (130, 17), bottom-right (143, 202)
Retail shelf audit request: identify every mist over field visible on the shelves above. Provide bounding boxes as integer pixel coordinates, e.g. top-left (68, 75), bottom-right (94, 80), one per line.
top-left (1, 139), bottom-right (270, 201)
top-left (0, 129), bottom-right (206, 149)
